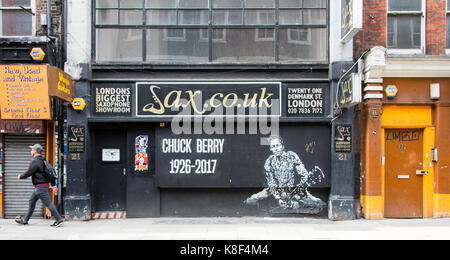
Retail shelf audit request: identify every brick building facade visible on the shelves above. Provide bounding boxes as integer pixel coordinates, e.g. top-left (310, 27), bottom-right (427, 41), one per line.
top-left (356, 0), bottom-right (450, 219)
top-left (0, 0), bottom-right (69, 219)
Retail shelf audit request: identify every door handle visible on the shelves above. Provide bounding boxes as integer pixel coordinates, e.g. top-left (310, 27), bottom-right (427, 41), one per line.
top-left (123, 168), bottom-right (127, 176)
top-left (416, 170), bottom-right (428, 175)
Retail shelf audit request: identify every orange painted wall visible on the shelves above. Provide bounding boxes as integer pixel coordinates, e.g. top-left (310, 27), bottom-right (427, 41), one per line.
top-left (360, 78), bottom-right (450, 218)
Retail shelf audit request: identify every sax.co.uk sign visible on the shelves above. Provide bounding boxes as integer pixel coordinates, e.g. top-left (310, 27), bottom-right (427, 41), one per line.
top-left (136, 82), bottom-right (282, 117)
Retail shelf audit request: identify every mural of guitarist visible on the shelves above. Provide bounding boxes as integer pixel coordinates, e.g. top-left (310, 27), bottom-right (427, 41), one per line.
top-left (245, 135), bottom-right (327, 214)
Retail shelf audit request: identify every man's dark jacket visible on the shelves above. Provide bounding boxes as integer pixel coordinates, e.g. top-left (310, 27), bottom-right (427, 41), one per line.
top-left (19, 155), bottom-right (54, 186)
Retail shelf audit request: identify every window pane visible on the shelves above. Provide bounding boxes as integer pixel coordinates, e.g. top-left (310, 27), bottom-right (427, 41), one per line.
top-left (279, 0), bottom-right (302, 8)
top-left (179, 0), bottom-right (209, 8)
top-left (387, 17), bottom-right (395, 47)
top-left (96, 9), bottom-right (118, 24)
top-left (387, 15), bottom-right (421, 49)
top-left (303, 9), bottom-right (326, 25)
top-left (279, 28), bottom-right (327, 62)
top-left (389, 0), bottom-right (421, 11)
top-left (279, 10), bottom-right (302, 25)
top-left (213, 10), bottom-right (243, 25)
top-left (244, 0), bottom-right (275, 8)
top-left (120, 10), bottom-right (143, 25)
top-left (146, 0), bottom-right (178, 8)
top-left (303, 0), bottom-right (326, 8)
top-left (1, 10), bottom-right (32, 36)
top-left (96, 0), bottom-right (118, 8)
top-left (179, 10), bottom-right (208, 25)
top-left (245, 10), bottom-right (275, 24)
top-left (0, 0), bottom-right (31, 7)
top-left (120, 0), bottom-right (142, 8)
top-left (146, 29), bottom-right (209, 63)
top-left (96, 29), bottom-right (142, 62)
top-left (212, 29), bottom-right (275, 62)
top-left (447, 15), bottom-right (450, 49)
top-left (213, 0), bottom-right (242, 8)
top-left (147, 10), bottom-right (177, 25)
top-left (448, 1), bottom-right (450, 10)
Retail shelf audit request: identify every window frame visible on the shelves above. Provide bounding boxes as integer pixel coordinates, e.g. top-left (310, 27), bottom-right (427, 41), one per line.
top-left (386, 0), bottom-right (425, 55)
top-left (92, 0), bottom-right (329, 65)
top-left (0, 1), bottom-right (36, 37)
top-left (446, 0), bottom-right (450, 54)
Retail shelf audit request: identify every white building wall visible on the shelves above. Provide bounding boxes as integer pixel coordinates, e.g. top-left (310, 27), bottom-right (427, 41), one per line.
top-left (64, 0), bottom-right (91, 80)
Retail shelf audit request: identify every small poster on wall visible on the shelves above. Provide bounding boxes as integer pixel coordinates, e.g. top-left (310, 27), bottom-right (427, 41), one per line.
top-left (135, 135), bottom-right (149, 172)
top-left (102, 149), bottom-right (120, 162)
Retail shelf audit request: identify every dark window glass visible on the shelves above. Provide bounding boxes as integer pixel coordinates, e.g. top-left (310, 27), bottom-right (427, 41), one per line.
top-left (212, 29), bottom-right (275, 63)
top-left (387, 15), bottom-right (421, 49)
top-left (279, 28), bottom-right (327, 62)
top-left (1, 10), bottom-right (32, 36)
top-left (119, 0), bottom-right (142, 8)
top-left (389, 0), bottom-right (421, 12)
top-left (147, 29), bottom-right (209, 63)
top-left (213, 0), bottom-right (242, 8)
top-left (95, 0), bottom-right (328, 63)
top-left (447, 15), bottom-right (450, 49)
top-left (1, 0), bottom-right (31, 7)
top-left (96, 0), bottom-right (118, 8)
top-left (1, 0), bottom-right (32, 36)
top-left (96, 29), bottom-right (143, 62)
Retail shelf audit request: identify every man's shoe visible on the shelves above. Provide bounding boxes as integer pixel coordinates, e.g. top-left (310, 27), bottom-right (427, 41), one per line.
top-left (15, 218), bottom-right (28, 225)
top-left (51, 219), bottom-right (64, 227)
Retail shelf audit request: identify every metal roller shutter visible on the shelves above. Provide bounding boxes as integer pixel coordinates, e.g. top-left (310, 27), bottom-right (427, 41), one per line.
top-left (4, 135), bottom-right (46, 219)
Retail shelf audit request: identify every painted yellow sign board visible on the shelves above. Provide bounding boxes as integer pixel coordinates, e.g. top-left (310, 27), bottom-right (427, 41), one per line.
top-left (0, 65), bottom-right (51, 119)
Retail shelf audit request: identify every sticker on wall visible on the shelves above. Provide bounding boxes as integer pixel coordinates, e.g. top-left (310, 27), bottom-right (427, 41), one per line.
top-left (244, 135), bottom-right (327, 214)
top-left (102, 149), bottom-right (120, 162)
top-left (135, 135), bottom-right (149, 172)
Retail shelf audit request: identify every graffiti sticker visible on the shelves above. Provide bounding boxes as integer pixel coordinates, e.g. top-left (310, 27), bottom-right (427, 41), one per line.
top-left (135, 135), bottom-right (149, 172)
top-left (244, 135), bottom-right (327, 214)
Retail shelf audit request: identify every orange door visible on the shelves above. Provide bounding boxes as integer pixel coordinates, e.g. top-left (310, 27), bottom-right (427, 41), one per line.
top-left (385, 129), bottom-right (423, 218)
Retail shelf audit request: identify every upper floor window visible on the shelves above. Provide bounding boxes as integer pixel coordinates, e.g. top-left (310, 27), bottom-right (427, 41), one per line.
top-left (0, 0), bottom-right (33, 36)
top-left (94, 0), bottom-right (328, 64)
top-left (387, 0), bottom-right (423, 52)
top-left (447, 0), bottom-right (450, 50)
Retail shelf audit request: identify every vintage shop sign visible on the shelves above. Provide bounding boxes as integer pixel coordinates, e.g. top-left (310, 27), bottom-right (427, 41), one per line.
top-left (136, 82), bottom-right (281, 117)
top-left (0, 65), bottom-right (74, 120)
top-left (0, 65), bottom-right (51, 119)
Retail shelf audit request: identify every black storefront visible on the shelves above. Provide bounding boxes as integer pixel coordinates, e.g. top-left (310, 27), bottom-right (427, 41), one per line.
top-left (64, 0), bottom-right (359, 221)
top-left (64, 67), bottom-right (360, 220)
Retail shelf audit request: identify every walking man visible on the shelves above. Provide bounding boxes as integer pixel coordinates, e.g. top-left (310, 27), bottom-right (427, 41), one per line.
top-left (15, 144), bottom-right (64, 227)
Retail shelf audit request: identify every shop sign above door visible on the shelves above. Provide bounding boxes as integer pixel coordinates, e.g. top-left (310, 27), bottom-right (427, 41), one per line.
top-left (136, 82), bottom-right (281, 117)
top-left (0, 65), bottom-right (74, 120)
top-left (0, 65), bottom-right (51, 119)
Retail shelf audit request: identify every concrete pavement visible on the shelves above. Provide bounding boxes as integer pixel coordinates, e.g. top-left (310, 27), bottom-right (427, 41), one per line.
top-left (0, 217), bottom-right (449, 240)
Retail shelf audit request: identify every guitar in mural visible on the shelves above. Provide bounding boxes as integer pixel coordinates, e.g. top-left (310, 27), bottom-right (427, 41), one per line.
top-left (244, 135), bottom-right (327, 214)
